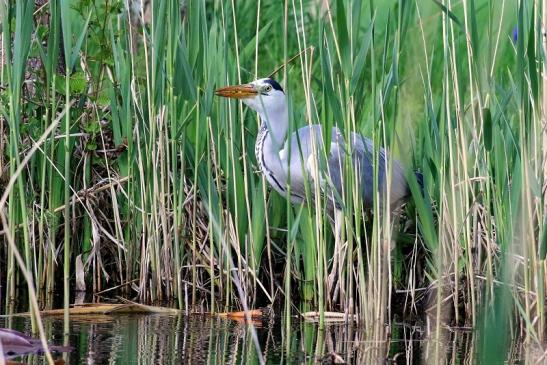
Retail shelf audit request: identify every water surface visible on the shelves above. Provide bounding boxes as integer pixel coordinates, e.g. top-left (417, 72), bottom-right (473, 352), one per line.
top-left (0, 313), bottom-right (528, 364)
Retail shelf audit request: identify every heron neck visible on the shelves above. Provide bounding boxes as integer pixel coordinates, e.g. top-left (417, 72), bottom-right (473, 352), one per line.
top-left (258, 107), bottom-right (288, 152)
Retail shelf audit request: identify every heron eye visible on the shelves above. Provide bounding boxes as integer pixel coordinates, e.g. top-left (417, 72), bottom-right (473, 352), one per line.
top-left (264, 85), bottom-right (272, 93)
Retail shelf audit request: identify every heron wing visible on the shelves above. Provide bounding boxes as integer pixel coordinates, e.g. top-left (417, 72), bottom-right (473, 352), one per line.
top-left (284, 126), bottom-right (409, 212)
top-left (348, 133), bottom-right (410, 210)
top-left (317, 130), bottom-right (410, 211)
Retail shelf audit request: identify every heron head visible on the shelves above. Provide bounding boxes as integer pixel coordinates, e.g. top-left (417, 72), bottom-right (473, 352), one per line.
top-left (215, 78), bottom-right (286, 116)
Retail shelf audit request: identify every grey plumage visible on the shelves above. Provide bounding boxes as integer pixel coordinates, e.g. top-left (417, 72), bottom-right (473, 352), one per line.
top-left (215, 78), bottom-right (416, 217)
top-left (263, 124), bottom-right (410, 215)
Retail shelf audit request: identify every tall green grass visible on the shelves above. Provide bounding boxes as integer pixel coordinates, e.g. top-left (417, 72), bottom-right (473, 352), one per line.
top-left (0, 0), bottom-right (545, 359)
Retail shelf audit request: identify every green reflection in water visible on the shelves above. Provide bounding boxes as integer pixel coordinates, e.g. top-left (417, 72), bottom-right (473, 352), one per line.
top-left (0, 314), bottom-right (535, 364)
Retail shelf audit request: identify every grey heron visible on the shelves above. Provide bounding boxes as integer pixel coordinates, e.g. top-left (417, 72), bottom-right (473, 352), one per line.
top-left (215, 77), bottom-right (419, 218)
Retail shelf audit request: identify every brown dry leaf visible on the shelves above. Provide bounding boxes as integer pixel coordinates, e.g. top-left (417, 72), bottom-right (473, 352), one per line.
top-left (10, 302), bottom-right (181, 317)
top-left (224, 317), bottom-right (264, 327)
top-left (217, 308), bottom-right (269, 320)
top-left (114, 299), bottom-right (182, 315)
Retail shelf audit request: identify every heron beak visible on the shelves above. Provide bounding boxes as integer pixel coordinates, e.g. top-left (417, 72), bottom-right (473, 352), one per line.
top-left (215, 84), bottom-right (258, 99)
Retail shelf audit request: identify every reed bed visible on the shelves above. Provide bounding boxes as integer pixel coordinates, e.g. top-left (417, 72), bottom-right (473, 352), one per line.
top-left (0, 0), bottom-right (546, 361)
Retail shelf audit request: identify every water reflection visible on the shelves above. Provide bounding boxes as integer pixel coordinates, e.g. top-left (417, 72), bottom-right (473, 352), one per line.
top-left (0, 314), bottom-right (531, 364)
